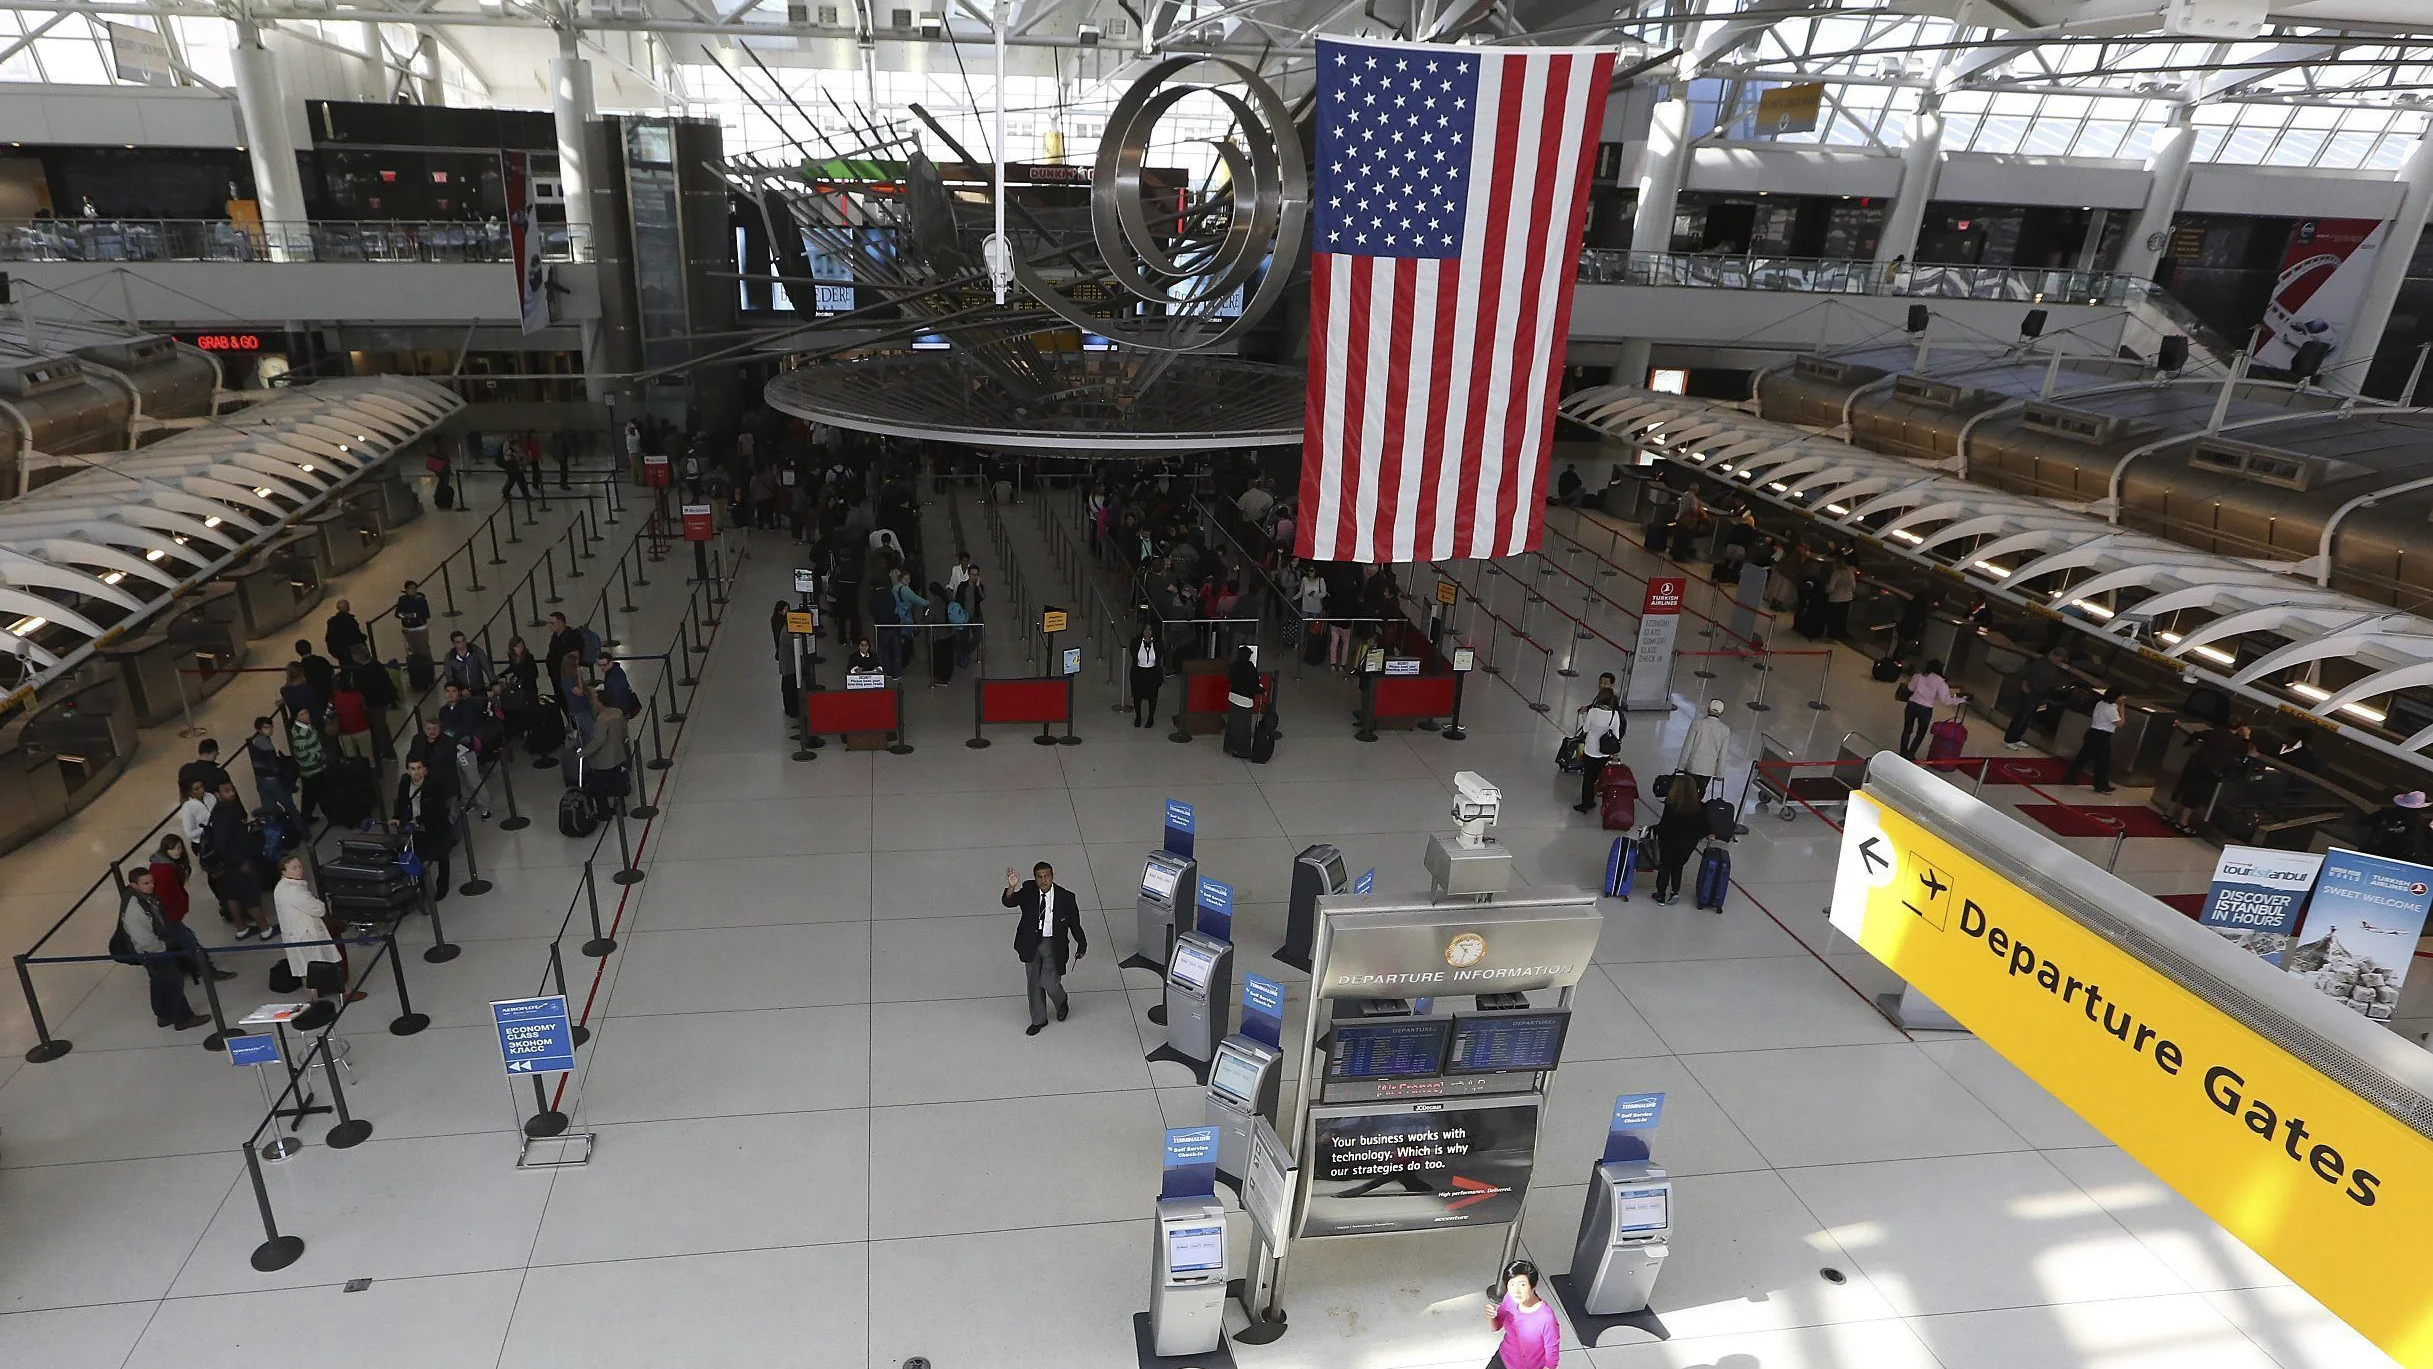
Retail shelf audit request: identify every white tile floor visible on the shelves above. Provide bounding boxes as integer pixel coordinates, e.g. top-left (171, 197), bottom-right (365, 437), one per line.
top-left (0, 483), bottom-right (2399, 1368)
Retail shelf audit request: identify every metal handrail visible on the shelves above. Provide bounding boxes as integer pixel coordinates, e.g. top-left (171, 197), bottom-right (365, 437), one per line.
top-left (0, 218), bottom-right (596, 264)
top-left (1576, 249), bottom-right (2140, 306)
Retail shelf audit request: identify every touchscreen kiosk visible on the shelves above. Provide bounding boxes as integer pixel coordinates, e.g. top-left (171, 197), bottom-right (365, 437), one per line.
top-left (1130, 850), bottom-right (1197, 977)
top-left (1204, 1034), bottom-right (1284, 1189)
top-left (1149, 1196), bottom-right (1228, 1356)
top-left (1569, 1161), bottom-right (1673, 1315)
top-left (1277, 842), bottom-right (1346, 971)
top-left (1163, 930), bottom-right (1234, 1073)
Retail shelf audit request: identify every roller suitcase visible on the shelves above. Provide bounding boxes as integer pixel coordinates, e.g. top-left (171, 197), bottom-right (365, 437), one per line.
top-left (558, 758), bottom-right (598, 838)
top-left (321, 756), bottom-right (379, 829)
top-left (1249, 710), bottom-right (1277, 764)
top-left (1703, 797), bottom-right (1738, 841)
top-left (1597, 762), bottom-right (1640, 832)
top-left (1694, 843), bottom-right (1732, 911)
top-left (1602, 835), bottom-right (1637, 900)
top-left (1555, 736), bottom-right (1584, 774)
top-left (406, 654), bottom-right (437, 693)
top-left (1928, 717), bottom-right (1968, 763)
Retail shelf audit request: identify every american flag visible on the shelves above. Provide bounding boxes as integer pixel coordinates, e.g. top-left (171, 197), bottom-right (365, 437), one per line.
top-left (1296, 37), bottom-right (1613, 564)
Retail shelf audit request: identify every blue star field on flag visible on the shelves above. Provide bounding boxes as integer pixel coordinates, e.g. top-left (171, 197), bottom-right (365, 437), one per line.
top-left (1315, 44), bottom-right (1480, 260)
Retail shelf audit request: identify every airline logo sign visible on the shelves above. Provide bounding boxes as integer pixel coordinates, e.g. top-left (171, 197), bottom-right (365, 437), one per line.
top-left (1642, 577), bottom-right (1685, 615)
top-left (1830, 790), bottom-right (2433, 1365)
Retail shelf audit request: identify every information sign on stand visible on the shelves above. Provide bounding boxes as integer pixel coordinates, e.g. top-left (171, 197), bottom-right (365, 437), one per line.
top-left (1162, 1125), bottom-right (1221, 1199)
top-left (845, 668), bottom-right (887, 691)
top-left (1452, 650), bottom-right (1475, 673)
top-left (1042, 609), bottom-right (1069, 635)
top-left (680, 503), bottom-right (713, 542)
top-left (1604, 1092), bottom-right (1664, 1161)
top-left (227, 1033), bottom-right (281, 1067)
top-left (1164, 798), bottom-right (1195, 858)
top-left (1625, 577), bottom-right (1685, 712)
top-left (642, 453), bottom-right (670, 487)
top-left (491, 996), bottom-right (576, 1076)
top-left (785, 611), bottom-right (816, 636)
top-left (1354, 868), bottom-right (1377, 894)
top-left (1063, 646), bottom-right (1082, 676)
top-left (793, 568), bottom-right (818, 595)
top-left (1198, 878), bottom-right (1234, 942)
top-left (1243, 1119), bottom-right (1294, 1246)
top-left (1240, 972), bottom-right (1286, 1049)
top-left (2195, 846), bottom-right (2323, 965)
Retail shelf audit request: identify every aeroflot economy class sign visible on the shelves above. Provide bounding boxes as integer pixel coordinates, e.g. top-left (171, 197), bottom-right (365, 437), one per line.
top-left (1830, 789), bottom-right (2433, 1366)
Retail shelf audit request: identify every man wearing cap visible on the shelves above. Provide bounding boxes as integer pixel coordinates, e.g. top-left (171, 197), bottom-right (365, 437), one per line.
top-left (2365, 792), bottom-right (2431, 863)
top-left (1677, 697), bottom-right (1733, 796)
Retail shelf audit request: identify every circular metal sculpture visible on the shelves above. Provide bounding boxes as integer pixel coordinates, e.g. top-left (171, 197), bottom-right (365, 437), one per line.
top-left (766, 352), bottom-right (1303, 451)
top-left (1004, 56), bottom-right (1309, 353)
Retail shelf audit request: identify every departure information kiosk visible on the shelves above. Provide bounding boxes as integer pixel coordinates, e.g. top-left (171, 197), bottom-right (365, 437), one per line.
top-left (1276, 843), bottom-right (1346, 971)
top-left (1205, 1034), bottom-right (1284, 1190)
top-left (1568, 1162), bottom-right (1672, 1315)
top-left (1149, 1196), bottom-right (1229, 1357)
top-left (1130, 850), bottom-right (1198, 977)
top-left (1162, 931), bottom-right (1234, 1078)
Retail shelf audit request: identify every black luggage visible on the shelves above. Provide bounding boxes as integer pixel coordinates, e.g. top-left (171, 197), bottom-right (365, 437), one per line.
top-left (322, 756), bottom-right (378, 829)
top-left (521, 703), bottom-right (566, 757)
top-left (559, 758), bottom-right (598, 837)
top-left (930, 633), bottom-right (955, 685)
top-left (1303, 626), bottom-right (1328, 665)
top-left (1872, 656), bottom-right (1904, 683)
top-left (407, 655), bottom-right (437, 693)
top-left (1249, 710), bottom-right (1277, 764)
top-left (1703, 797), bottom-right (1739, 841)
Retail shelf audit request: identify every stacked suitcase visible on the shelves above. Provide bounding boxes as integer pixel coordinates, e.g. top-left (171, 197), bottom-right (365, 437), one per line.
top-left (319, 833), bottom-right (424, 931)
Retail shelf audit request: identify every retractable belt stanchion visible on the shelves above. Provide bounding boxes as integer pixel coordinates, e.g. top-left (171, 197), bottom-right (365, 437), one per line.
top-left (581, 861), bottom-right (617, 957)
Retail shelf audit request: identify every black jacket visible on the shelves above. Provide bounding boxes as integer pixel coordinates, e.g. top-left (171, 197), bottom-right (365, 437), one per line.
top-left (393, 776), bottom-right (456, 855)
top-left (1003, 881), bottom-right (1087, 973)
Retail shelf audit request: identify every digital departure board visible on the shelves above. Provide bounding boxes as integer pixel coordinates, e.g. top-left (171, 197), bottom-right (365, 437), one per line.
top-left (1325, 1017), bottom-right (1453, 1080)
top-left (1445, 1011), bottom-right (1570, 1074)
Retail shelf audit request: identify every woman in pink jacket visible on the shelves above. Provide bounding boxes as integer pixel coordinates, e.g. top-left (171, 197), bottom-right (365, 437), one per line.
top-left (1484, 1259), bottom-right (1561, 1368)
top-left (1898, 657), bottom-right (1963, 760)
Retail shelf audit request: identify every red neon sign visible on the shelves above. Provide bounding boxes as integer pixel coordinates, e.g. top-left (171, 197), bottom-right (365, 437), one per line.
top-left (191, 333), bottom-right (265, 352)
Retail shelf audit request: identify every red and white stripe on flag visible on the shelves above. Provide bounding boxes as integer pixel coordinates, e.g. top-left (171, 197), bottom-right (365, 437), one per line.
top-left (1296, 37), bottom-right (1613, 564)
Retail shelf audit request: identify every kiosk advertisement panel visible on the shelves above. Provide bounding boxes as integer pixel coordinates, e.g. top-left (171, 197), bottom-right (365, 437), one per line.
top-left (1300, 1097), bottom-right (1540, 1237)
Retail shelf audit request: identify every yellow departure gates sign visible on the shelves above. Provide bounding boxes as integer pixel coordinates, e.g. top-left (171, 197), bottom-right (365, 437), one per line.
top-left (786, 611), bottom-right (816, 636)
top-left (1833, 788), bottom-right (2433, 1365)
top-left (1042, 610), bottom-right (1069, 634)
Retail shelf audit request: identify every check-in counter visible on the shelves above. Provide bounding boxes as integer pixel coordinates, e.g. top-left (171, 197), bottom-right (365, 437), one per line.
top-left (372, 464), bottom-right (424, 530)
top-left (97, 632), bottom-right (187, 726)
top-left (217, 526), bottom-right (327, 638)
top-left (1599, 474), bottom-right (1646, 520)
top-left (1965, 637), bottom-right (2032, 707)
top-left (2052, 697), bottom-right (2176, 786)
top-left (309, 489), bottom-right (385, 573)
top-left (161, 582), bottom-right (249, 699)
top-left (0, 663), bottom-right (140, 845)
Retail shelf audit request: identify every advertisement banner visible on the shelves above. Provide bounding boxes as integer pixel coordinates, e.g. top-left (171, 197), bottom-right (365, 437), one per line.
top-left (2253, 217), bottom-right (2385, 371)
top-left (1300, 1098), bottom-right (1541, 1238)
top-left (2285, 848), bottom-right (2433, 1023)
top-left (1625, 576), bottom-right (1686, 711)
top-left (504, 151), bottom-right (552, 336)
top-left (2196, 846), bottom-right (2324, 965)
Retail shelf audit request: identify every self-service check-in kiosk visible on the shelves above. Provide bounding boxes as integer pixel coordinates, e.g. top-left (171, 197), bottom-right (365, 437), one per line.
top-left (1131, 850), bottom-right (1197, 976)
top-left (1163, 932), bottom-right (1233, 1077)
top-left (1205, 1034), bottom-right (1283, 1190)
top-left (1275, 843), bottom-right (1345, 971)
top-left (1149, 1196), bottom-right (1229, 1357)
top-left (1568, 1163), bottom-right (1672, 1315)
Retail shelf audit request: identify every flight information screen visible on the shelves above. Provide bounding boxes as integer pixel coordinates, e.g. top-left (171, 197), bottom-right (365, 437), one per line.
top-left (1325, 1018), bottom-right (1453, 1080)
top-left (1445, 1011), bottom-right (1570, 1074)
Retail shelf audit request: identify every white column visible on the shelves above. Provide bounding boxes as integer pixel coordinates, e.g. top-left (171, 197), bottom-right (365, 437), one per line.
top-left (1617, 84), bottom-right (1691, 384)
top-left (230, 23), bottom-right (309, 261)
top-left (2335, 127), bottom-right (2433, 395)
top-left (2116, 106), bottom-right (2197, 282)
top-left (550, 26), bottom-right (594, 235)
top-left (1875, 93), bottom-right (1943, 266)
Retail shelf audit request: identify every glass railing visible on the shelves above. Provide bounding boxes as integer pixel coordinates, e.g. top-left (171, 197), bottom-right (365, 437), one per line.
top-left (1576, 249), bottom-right (2141, 306)
top-left (0, 218), bottom-right (595, 264)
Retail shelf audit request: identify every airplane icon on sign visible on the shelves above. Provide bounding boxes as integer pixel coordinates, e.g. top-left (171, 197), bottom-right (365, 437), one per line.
top-left (1917, 867), bottom-right (1950, 902)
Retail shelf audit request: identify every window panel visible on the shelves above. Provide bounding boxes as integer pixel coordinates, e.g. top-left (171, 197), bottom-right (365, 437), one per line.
top-left (34, 36), bottom-right (107, 84)
top-left (1973, 115), bottom-right (2026, 154)
top-left (2190, 125), bottom-right (2229, 160)
top-left (2215, 125), bottom-right (2273, 163)
top-left (2117, 121), bottom-right (2161, 161)
top-left (2319, 130), bottom-right (2376, 169)
top-left (2024, 115), bottom-right (2078, 155)
top-left (2267, 128), bottom-right (2326, 166)
top-left (2073, 120), bottom-right (2128, 158)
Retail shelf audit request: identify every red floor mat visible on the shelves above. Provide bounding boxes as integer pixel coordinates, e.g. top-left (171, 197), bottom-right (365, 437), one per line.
top-left (1918, 755), bottom-right (2073, 785)
top-left (2016, 803), bottom-right (2185, 839)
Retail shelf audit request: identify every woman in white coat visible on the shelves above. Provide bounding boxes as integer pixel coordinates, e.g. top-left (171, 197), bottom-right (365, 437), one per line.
top-left (273, 855), bottom-right (356, 1004)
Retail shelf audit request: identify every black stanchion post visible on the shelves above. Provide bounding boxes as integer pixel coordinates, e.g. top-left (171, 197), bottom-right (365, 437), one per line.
top-left (611, 806), bottom-right (645, 886)
top-left (565, 523), bottom-right (587, 579)
top-left (968, 673), bottom-right (990, 748)
top-left (549, 941), bottom-right (590, 1047)
top-left (888, 681), bottom-right (914, 755)
top-left (318, 1037), bottom-right (372, 1148)
top-left (457, 809), bottom-right (492, 897)
top-left (464, 539), bottom-right (487, 594)
top-left (198, 947), bottom-right (242, 1053)
top-left (422, 883), bottom-right (460, 964)
top-left (1443, 671), bottom-right (1470, 742)
top-left (15, 954), bottom-right (69, 1062)
top-left (675, 621), bottom-right (699, 687)
top-left (661, 668), bottom-right (687, 725)
top-left (581, 861), bottom-right (618, 955)
top-left (241, 1144), bottom-right (306, 1271)
top-left (503, 496), bottom-right (524, 544)
top-left (544, 543), bottom-right (565, 602)
top-left (525, 1074), bottom-right (569, 1139)
top-left (526, 577), bottom-right (546, 629)
top-left (496, 746), bottom-right (530, 830)
top-left (385, 934), bottom-right (430, 1034)
top-left (440, 560), bottom-right (462, 619)
top-left (645, 701), bottom-right (673, 771)
top-left (617, 551), bottom-right (638, 614)
top-left (488, 510), bottom-right (509, 564)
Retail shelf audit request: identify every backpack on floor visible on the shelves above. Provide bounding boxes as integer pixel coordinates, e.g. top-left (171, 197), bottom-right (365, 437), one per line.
top-left (1703, 797), bottom-right (1738, 841)
top-left (1694, 843), bottom-right (1733, 911)
top-left (558, 786), bottom-right (598, 839)
top-left (1634, 827), bottom-right (1660, 872)
top-left (1602, 834), bottom-right (1637, 900)
top-left (1871, 656), bottom-right (1903, 683)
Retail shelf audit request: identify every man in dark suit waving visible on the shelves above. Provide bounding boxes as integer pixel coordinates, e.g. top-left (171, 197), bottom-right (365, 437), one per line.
top-left (1004, 861), bottom-right (1087, 1036)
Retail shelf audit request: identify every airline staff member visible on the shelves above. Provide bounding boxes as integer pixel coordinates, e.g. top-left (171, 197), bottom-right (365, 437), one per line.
top-left (1130, 624), bottom-right (1165, 728)
top-left (1003, 862), bottom-right (1087, 1036)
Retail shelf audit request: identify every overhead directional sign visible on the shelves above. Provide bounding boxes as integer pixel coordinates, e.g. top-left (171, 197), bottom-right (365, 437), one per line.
top-left (491, 996), bottom-right (577, 1077)
top-left (1831, 760), bottom-right (2433, 1367)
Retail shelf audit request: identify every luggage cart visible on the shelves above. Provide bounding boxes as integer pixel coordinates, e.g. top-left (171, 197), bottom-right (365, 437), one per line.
top-left (1745, 730), bottom-right (1881, 822)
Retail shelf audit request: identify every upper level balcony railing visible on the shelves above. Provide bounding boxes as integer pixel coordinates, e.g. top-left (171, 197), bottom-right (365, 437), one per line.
top-left (1576, 249), bottom-right (2143, 306)
top-left (0, 218), bottom-right (595, 265)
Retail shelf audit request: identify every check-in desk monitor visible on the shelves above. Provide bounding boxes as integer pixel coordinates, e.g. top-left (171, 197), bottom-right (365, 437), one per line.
top-left (1445, 1010), bottom-right (1571, 1074)
top-left (1324, 1016), bottom-right (1453, 1080)
top-left (1149, 1197), bottom-right (1228, 1356)
top-left (1135, 851), bottom-right (1197, 975)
